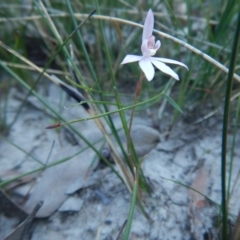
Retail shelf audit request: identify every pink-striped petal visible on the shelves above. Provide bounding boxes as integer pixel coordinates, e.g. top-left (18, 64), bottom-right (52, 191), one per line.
top-left (150, 58), bottom-right (179, 80)
top-left (152, 57), bottom-right (188, 70)
top-left (142, 9), bottom-right (154, 42)
top-left (121, 55), bottom-right (143, 64)
top-left (139, 57), bottom-right (155, 81)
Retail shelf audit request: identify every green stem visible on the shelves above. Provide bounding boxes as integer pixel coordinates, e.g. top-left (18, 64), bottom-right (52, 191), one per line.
top-left (227, 92), bottom-right (240, 199)
top-left (123, 168), bottom-right (138, 240)
top-left (221, 9), bottom-right (240, 239)
top-left (48, 91), bottom-right (164, 127)
top-left (65, 0), bottom-right (98, 82)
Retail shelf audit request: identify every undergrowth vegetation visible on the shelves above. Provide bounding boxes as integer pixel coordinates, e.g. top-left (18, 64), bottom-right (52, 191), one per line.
top-left (0, 0), bottom-right (240, 239)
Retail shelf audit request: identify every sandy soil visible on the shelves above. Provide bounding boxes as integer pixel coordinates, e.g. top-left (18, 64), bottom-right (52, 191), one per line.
top-left (0, 84), bottom-right (240, 240)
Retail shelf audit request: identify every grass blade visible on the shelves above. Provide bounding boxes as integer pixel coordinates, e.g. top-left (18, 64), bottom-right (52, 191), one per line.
top-left (122, 168), bottom-right (138, 240)
top-left (221, 9), bottom-right (240, 240)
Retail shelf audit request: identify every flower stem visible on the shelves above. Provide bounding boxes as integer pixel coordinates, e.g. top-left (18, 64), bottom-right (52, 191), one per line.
top-left (126, 73), bottom-right (144, 169)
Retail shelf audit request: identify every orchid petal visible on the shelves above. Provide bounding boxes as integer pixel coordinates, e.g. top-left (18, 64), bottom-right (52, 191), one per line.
top-left (142, 9), bottom-right (154, 42)
top-left (150, 58), bottom-right (179, 80)
top-left (121, 55), bottom-right (143, 64)
top-left (152, 57), bottom-right (188, 70)
top-left (154, 40), bottom-right (161, 50)
top-left (139, 57), bottom-right (155, 81)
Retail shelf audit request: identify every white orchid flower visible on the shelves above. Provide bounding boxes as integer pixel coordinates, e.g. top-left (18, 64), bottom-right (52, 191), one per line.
top-left (121, 9), bottom-right (188, 81)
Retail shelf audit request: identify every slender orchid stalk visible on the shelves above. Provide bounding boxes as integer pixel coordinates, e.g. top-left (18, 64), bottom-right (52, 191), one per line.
top-left (121, 9), bottom-right (188, 81)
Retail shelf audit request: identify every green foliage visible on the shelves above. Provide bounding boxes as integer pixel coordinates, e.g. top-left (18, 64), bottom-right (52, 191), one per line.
top-left (0, 1), bottom-right (240, 239)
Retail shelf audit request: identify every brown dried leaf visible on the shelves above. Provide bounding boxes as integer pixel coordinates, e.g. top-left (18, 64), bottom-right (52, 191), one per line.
top-left (188, 167), bottom-right (215, 239)
top-left (189, 168), bottom-right (210, 207)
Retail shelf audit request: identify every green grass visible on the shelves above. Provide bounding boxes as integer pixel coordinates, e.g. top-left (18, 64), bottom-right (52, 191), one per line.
top-left (0, 0), bottom-right (240, 239)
